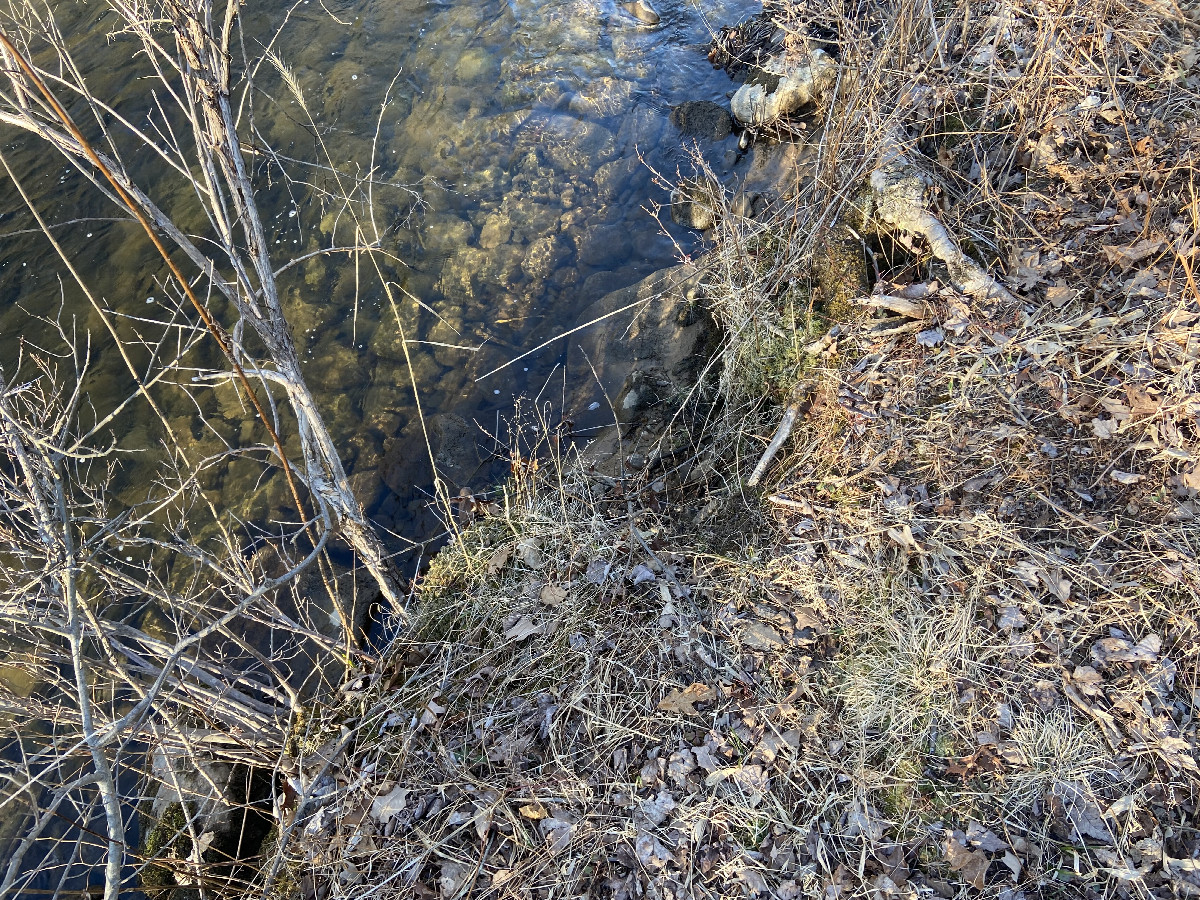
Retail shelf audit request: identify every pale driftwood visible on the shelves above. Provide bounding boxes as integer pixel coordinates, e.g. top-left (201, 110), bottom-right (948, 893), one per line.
top-left (163, 3), bottom-right (404, 617)
top-left (731, 48), bottom-right (838, 126)
top-left (747, 384), bottom-right (812, 487)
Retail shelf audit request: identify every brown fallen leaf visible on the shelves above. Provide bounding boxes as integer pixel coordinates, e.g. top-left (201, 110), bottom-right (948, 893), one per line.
top-left (1091, 634), bottom-right (1159, 666)
top-left (741, 621), bottom-right (785, 651)
top-left (1045, 284), bottom-right (1076, 306)
top-left (692, 743), bottom-right (721, 773)
top-left (1038, 568), bottom-right (1072, 603)
top-left (945, 834), bottom-right (991, 889)
top-left (418, 698), bottom-right (446, 728)
top-left (504, 616), bottom-right (543, 641)
top-left (1182, 462), bottom-right (1200, 491)
top-left (1053, 780), bottom-right (1114, 844)
top-left (1103, 239), bottom-right (1165, 270)
top-left (1070, 665), bottom-right (1105, 698)
top-left (473, 804), bottom-right (493, 841)
top-left (539, 583), bottom-right (568, 606)
top-left (997, 605), bottom-right (1027, 630)
top-left (487, 544), bottom-right (512, 575)
top-left (635, 832), bottom-right (673, 870)
top-left (944, 744), bottom-right (1003, 778)
top-left (439, 861), bottom-right (472, 897)
top-left (635, 790), bottom-right (676, 828)
top-left (517, 538), bottom-right (545, 569)
top-left (541, 817), bottom-right (573, 854)
top-left (792, 606), bottom-right (825, 632)
top-left (518, 800), bottom-right (548, 820)
top-left (966, 820), bottom-right (1008, 852)
top-left (658, 682), bottom-right (717, 715)
top-left (1125, 384), bottom-right (1161, 415)
top-left (1110, 470), bottom-right (1145, 485)
top-left (371, 785), bottom-right (410, 823)
top-left (887, 525), bottom-right (922, 553)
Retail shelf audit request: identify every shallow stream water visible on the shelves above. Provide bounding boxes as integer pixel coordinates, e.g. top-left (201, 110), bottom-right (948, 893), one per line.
top-left (2, 0), bottom-right (754, 542)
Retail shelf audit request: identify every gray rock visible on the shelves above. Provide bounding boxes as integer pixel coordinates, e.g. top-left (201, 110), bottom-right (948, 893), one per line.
top-left (730, 138), bottom-right (818, 211)
top-left (381, 412), bottom-right (484, 500)
top-left (140, 739), bottom-right (267, 892)
top-left (524, 114), bottom-right (617, 172)
top-left (479, 211), bottom-right (512, 250)
top-left (567, 265), bottom-right (710, 434)
top-left (147, 745), bottom-right (239, 839)
top-left (568, 76), bottom-right (636, 118)
top-left (523, 233), bottom-right (572, 282)
top-left (616, 104), bottom-right (665, 149)
top-left (594, 155), bottom-right (641, 202)
top-left (429, 413), bottom-right (484, 488)
top-left (670, 177), bottom-right (722, 230)
top-left (620, 0), bottom-right (660, 25)
top-left (576, 223), bottom-right (632, 267)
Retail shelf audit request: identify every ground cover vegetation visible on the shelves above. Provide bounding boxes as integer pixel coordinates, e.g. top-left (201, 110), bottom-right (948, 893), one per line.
top-left (273, 0), bottom-right (1200, 897)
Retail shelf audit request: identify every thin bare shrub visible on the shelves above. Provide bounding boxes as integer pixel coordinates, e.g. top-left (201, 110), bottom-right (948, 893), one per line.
top-left (0, 0), bottom-right (433, 896)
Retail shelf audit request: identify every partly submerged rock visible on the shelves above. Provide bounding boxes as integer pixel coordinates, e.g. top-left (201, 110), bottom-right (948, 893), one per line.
top-left (567, 264), bottom-right (711, 444)
top-left (670, 100), bottom-right (734, 142)
top-left (620, 0), bottom-right (660, 26)
top-left (730, 48), bottom-right (836, 126)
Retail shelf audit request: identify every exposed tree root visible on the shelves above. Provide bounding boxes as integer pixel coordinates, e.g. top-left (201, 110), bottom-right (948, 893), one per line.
top-left (869, 141), bottom-right (1016, 303)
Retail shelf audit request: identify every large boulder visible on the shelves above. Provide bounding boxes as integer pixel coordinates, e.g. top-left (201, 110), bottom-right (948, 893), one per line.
top-left (566, 265), bottom-right (711, 434)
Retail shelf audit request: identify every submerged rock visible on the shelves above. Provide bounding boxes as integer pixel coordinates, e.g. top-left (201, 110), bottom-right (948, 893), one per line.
top-left (620, 0), bottom-right (660, 26)
top-left (568, 265), bottom-right (709, 416)
top-left (576, 222), bottom-right (632, 267)
top-left (730, 48), bottom-right (836, 126)
top-left (670, 177), bottom-right (722, 231)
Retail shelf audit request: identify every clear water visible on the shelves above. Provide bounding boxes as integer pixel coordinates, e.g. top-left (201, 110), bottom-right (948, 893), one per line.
top-left (2, 0), bottom-right (755, 541)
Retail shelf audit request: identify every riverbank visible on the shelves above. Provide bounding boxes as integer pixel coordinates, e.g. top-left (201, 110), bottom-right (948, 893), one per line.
top-left (269, 0), bottom-right (1200, 896)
